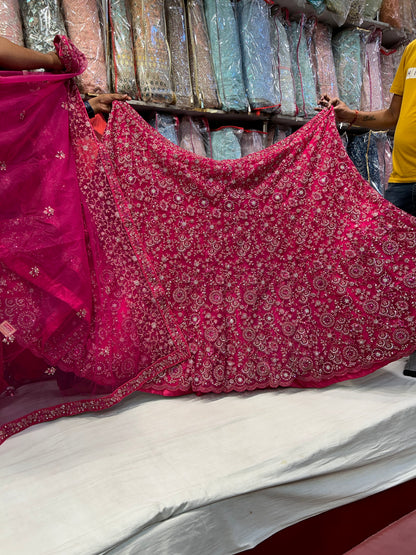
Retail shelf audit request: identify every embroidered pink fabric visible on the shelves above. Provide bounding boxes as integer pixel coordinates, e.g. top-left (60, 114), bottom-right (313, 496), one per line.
top-left (2, 37), bottom-right (416, 443)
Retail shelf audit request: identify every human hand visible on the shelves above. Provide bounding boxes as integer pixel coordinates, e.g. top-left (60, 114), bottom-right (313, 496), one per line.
top-left (87, 93), bottom-right (131, 115)
top-left (316, 94), bottom-right (355, 124)
top-left (46, 51), bottom-right (65, 72)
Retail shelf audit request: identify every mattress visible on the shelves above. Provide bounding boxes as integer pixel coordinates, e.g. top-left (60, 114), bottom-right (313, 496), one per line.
top-left (2, 358), bottom-right (416, 554)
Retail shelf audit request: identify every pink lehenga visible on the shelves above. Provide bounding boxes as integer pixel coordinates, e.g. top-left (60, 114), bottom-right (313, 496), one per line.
top-left (2, 38), bottom-right (416, 444)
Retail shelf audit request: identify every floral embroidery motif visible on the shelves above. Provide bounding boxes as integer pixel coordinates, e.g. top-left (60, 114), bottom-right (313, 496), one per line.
top-left (43, 206), bottom-right (55, 217)
top-left (29, 266), bottom-right (40, 277)
top-left (76, 308), bottom-right (87, 319)
top-left (44, 367), bottom-right (57, 376)
top-left (19, 110), bottom-right (26, 120)
top-left (0, 161), bottom-right (6, 171)
top-left (55, 150), bottom-right (66, 159)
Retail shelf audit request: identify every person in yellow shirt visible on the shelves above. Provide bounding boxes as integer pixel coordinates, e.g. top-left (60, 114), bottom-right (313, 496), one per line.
top-left (318, 39), bottom-right (416, 377)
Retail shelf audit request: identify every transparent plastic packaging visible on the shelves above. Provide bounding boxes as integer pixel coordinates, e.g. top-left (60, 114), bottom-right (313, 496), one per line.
top-left (240, 129), bottom-right (266, 156)
top-left (380, 46), bottom-right (398, 109)
top-left (236, 0), bottom-right (280, 111)
top-left (19, 0), bottom-right (67, 53)
top-left (61, 0), bottom-right (108, 94)
top-left (129, 0), bottom-right (174, 104)
top-left (346, 131), bottom-right (389, 195)
top-left (360, 31), bottom-right (383, 112)
top-left (204, 0), bottom-right (248, 112)
top-left (312, 22), bottom-right (339, 99)
top-left (324, 0), bottom-right (353, 26)
top-left (346, 0), bottom-right (365, 26)
top-left (165, 0), bottom-right (194, 108)
top-left (211, 126), bottom-right (243, 160)
top-left (333, 28), bottom-right (363, 110)
top-left (400, 0), bottom-right (413, 33)
top-left (149, 112), bottom-right (179, 145)
top-left (0, 0), bottom-right (24, 45)
top-left (288, 16), bottom-right (317, 117)
top-left (270, 8), bottom-right (297, 117)
top-left (305, 0), bottom-right (326, 13)
top-left (186, 0), bottom-right (220, 109)
top-left (363, 0), bottom-right (383, 20)
top-left (271, 125), bottom-right (292, 145)
top-left (108, 0), bottom-right (137, 98)
top-left (178, 116), bottom-right (211, 157)
top-left (379, 0), bottom-right (401, 28)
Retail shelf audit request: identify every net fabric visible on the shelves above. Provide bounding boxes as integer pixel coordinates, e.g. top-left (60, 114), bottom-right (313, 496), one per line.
top-left (108, 0), bottom-right (137, 98)
top-left (0, 0), bottom-right (24, 45)
top-left (4, 41), bottom-right (416, 443)
top-left (19, 0), bottom-right (67, 53)
top-left (236, 0), bottom-right (279, 111)
top-left (186, 0), bottom-right (220, 109)
top-left (129, 0), bottom-right (174, 104)
top-left (165, 0), bottom-right (194, 108)
top-left (100, 103), bottom-right (416, 397)
top-left (204, 0), bottom-right (248, 112)
top-left (0, 37), bottom-right (187, 444)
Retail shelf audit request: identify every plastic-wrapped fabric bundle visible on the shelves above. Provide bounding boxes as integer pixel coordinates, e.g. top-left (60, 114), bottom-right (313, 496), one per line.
top-left (333, 28), bottom-right (363, 111)
top-left (236, 0), bottom-right (280, 111)
top-left (324, 0), bottom-right (353, 25)
top-left (270, 10), bottom-right (297, 117)
top-left (108, 0), bottom-right (137, 98)
top-left (240, 130), bottom-right (265, 156)
top-left (346, 0), bottom-right (365, 25)
top-left (204, 0), bottom-right (248, 112)
top-left (61, 0), bottom-right (108, 94)
top-left (288, 17), bottom-right (317, 117)
top-left (361, 32), bottom-right (383, 112)
top-left (272, 125), bottom-right (292, 144)
top-left (186, 0), bottom-right (220, 109)
top-left (306, 0), bottom-right (326, 13)
top-left (165, 0), bottom-right (194, 108)
top-left (377, 132), bottom-right (393, 192)
top-left (19, 0), bottom-right (67, 52)
top-left (211, 127), bottom-right (242, 160)
top-left (380, 46), bottom-right (397, 109)
top-left (178, 116), bottom-right (210, 157)
top-left (379, 0), bottom-right (402, 28)
top-left (363, 0), bottom-right (383, 19)
top-left (149, 113), bottom-right (179, 145)
top-left (129, 0), bottom-right (174, 104)
top-left (401, 0), bottom-right (413, 33)
top-left (346, 131), bottom-right (384, 195)
top-left (0, 0), bottom-right (24, 45)
top-left (313, 22), bottom-right (339, 99)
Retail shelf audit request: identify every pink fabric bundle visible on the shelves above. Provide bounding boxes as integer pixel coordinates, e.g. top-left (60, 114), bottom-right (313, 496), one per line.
top-left (61, 0), bottom-right (108, 94)
top-left (313, 22), bottom-right (339, 99)
top-left (361, 33), bottom-right (383, 112)
top-left (3, 38), bottom-right (416, 443)
top-left (0, 0), bottom-right (24, 45)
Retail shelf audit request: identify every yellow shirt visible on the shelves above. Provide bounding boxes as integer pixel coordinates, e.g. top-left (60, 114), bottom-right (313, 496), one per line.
top-left (389, 39), bottom-right (416, 182)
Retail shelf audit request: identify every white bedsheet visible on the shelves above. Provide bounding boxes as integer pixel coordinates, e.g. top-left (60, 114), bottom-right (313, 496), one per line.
top-left (2, 358), bottom-right (416, 555)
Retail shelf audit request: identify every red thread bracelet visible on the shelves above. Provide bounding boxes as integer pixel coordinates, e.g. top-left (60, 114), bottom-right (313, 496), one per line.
top-left (347, 110), bottom-right (359, 129)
